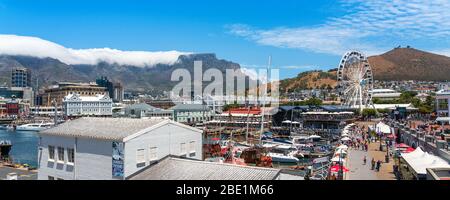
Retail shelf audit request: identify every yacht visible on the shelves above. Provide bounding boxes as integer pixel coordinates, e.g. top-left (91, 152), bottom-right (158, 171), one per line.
top-left (16, 122), bottom-right (54, 132)
top-left (267, 152), bottom-right (300, 163)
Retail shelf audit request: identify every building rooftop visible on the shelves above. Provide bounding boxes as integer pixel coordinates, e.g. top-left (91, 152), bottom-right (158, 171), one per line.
top-left (128, 156), bottom-right (281, 180)
top-left (64, 94), bottom-right (111, 102)
top-left (126, 103), bottom-right (160, 111)
top-left (40, 118), bottom-right (168, 141)
top-left (171, 104), bottom-right (210, 111)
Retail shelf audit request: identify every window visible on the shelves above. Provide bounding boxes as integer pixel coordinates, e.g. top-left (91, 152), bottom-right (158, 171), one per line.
top-left (189, 141), bottom-right (196, 157)
top-left (136, 149), bottom-right (146, 164)
top-left (57, 147), bottom-right (65, 162)
top-left (67, 148), bottom-right (75, 164)
top-left (180, 143), bottom-right (187, 155)
top-left (189, 141), bottom-right (196, 153)
top-left (149, 147), bottom-right (158, 161)
top-left (48, 146), bottom-right (55, 161)
top-left (48, 176), bottom-right (55, 180)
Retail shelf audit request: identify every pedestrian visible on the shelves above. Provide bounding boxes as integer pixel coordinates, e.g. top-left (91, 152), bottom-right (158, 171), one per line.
top-left (371, 158), bottom-right (375, 170)
top-left (365, 144), bottom-right (368, 152)
top-left (376, 160), bottom-right (381, 172)
top-left (363, 156), bottom-right (367, 165)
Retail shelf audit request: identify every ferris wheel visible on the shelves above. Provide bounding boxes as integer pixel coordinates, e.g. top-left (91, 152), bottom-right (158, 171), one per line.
top-left (337, 51), bottom-right (374, 112)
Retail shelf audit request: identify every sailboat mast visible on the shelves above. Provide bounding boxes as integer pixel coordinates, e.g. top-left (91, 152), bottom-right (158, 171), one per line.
top-left (259, 56), bottom-right (271, 144)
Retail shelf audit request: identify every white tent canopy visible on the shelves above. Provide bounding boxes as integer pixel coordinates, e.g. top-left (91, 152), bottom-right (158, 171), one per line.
top-left (372, 122), bottom-right (391, 134)
top-left (341, 133), bottom-right (350, 137)
top-left (341, 137), bottom-right (351, 141)
top-left (401, 148), bottom-right (450, 175)
top-left (282, 120), bottom-right (292, 124)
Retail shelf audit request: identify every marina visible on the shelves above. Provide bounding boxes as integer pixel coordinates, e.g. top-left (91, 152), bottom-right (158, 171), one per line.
top-left (0, 129), bottom-right (39, 168)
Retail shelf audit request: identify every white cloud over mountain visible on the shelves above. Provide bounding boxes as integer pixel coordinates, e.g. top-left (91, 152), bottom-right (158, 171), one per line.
top-left (228, 0), bottom-right (450, 56)
top-left (0, 34), bottom-right (192, 67)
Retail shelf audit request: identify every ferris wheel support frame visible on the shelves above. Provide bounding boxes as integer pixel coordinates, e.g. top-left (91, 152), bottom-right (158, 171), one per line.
top-left (337, 51), bottom-right (374, 113)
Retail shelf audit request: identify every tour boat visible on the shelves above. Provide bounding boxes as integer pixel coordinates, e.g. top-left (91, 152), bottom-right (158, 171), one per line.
top-left (15, 122), bottom-right (54, 132)
top-left (267, 152), bottom-right (300, 163)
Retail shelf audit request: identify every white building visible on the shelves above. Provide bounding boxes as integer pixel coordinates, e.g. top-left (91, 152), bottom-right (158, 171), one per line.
top-left (63, 94), bottom-right (113, 117)
top-left (370, 89), bottom-right (402, 101)
top-left (436, 86), bottom-right (450, 124)
top-left (37, 118), bottom-right (203, 180)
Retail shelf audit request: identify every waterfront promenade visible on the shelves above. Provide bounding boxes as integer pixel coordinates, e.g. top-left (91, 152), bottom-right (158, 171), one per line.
top-left (346, 121), bottom-right (396, 180)
top-left (347, 149), bottom-right (377, 180)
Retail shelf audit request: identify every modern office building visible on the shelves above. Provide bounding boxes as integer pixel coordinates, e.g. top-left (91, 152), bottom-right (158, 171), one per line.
top-left (96, 77), bottom-right (124, 103)
top-left (37, 118), bottom-right (203, 180)
top-left (11, 68), bottom-right (31, 88)
top-left (63, 93), bottom-right (113, 117)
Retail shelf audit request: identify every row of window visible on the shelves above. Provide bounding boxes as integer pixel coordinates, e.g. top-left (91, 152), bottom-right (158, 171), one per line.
top-left (68, 109), bottom-right (111, 113)
top-left (48, 146), bottom-right (74, 164)
top-left (135, 141), bottom-right (196, 166)
top-left (67, 103), bottom-right (112, 106)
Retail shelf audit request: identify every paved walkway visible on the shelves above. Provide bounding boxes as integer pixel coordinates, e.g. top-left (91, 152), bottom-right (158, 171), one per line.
top-left (368, 142), bottom-right (396, 180)
top-left (347, 149), bottom-right (377, 180)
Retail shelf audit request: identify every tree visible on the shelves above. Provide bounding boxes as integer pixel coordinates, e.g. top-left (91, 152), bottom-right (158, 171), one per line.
top-left (362, 109), bottom-right (377, 119)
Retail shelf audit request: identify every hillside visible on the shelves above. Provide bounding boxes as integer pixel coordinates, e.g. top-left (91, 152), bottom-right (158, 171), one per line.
top-left (0, 54), bottom-right (244, 94)
top-left (280, 48), bottom-right (450, 93)
top-left (280, 70), bottom-right (337, 93)
top-left (368, 47), bottom-right (450, 81)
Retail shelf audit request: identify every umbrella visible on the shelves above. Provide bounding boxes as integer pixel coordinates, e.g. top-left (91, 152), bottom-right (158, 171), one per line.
top-left (330, 165), bottom-right (349, 172)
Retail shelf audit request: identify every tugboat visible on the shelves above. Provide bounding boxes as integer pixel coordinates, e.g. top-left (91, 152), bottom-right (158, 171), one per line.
top-left (0, 140), bottom-right (12, 163)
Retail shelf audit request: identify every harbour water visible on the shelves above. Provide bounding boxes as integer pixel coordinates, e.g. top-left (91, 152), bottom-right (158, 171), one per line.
top-left (0, 129), bottom-right (39, 167)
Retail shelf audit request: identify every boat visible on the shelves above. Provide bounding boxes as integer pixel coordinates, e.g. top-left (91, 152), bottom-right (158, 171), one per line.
top-left (15, 122), bottom-right (54, 132)
top-left (0, 140), bottom-right (12, 162)
top-left (0, 125), bottom-right (7, 130)
top-left (6, 124), bottom-right (16, 131)
top-left (267, 152), bottom-right (300, 163)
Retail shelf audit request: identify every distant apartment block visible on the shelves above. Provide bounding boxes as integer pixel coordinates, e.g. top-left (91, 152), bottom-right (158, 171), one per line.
top-left (11, 68), bottom-right (31, 88)
top-left (96, 76), bottom-right (124, 103)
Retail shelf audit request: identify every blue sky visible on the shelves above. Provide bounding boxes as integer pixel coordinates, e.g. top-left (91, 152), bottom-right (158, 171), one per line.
top-left (1, 0), bottom-right (450, 79)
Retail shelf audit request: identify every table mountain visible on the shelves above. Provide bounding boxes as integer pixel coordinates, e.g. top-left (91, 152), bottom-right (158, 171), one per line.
top-left (0, 53), bottom-right (245, 94)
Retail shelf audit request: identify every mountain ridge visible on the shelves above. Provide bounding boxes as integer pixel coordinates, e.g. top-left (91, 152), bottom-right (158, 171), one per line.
top-left (0, 53), bottom-right (243, 94)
